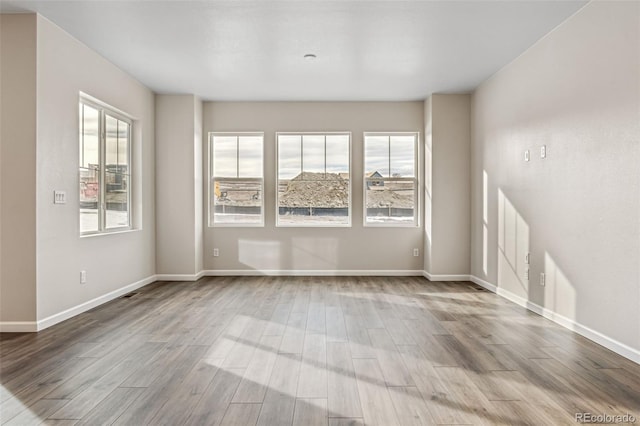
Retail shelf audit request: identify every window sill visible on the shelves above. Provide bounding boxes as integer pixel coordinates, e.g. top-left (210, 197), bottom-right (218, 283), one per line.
top-left (80, 228), bottom-right (139, 239)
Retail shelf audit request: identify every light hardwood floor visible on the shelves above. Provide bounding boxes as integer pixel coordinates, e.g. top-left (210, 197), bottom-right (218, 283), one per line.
top-left (1, 276), bottom-right (639, 425)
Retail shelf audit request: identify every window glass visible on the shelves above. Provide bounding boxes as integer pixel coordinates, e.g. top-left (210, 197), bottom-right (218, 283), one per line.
top-left (277, 133), bottom-right (351, 227)
top-left (211, 133), bottom-right (264, 226)
top-left (364, 133), bottom-right (418, 226)
top-left (79, 99), bottom-right (132, 235)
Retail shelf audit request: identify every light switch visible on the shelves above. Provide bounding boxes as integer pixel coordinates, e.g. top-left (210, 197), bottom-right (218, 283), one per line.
top-left (54, 190), bottom-right (66, 204)
top-left (524, 150), bottom-right (530, 162)
top-left (540, 145), bottom-right (547, 159)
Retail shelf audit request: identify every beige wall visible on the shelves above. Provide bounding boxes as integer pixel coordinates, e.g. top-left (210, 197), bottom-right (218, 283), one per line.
top-left (471, 1), bottom-right (640, 353)
top-left (194, 98), bottom-right (204, 273)
top-left (0, 14), bottom-right (38, 324)
top-left (155, 94), bottom-right (203, 276)
top-left (426, 94), bottom-right (471, 277)
top-left (35, 15), bottom-right (156, 320)
top-left (203, 102), bottom-right (424, 273)
top-left (423, 97), bottom-right (433, 273)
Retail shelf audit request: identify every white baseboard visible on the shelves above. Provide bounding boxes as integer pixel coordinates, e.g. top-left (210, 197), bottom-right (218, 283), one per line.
top-left (35, 275), bottom-right (157, 332)
top-left (423, 271), bottom-right (471, 281)
top-left (155, 271), bottom-right (205, 282)
top-left (468, 275), bottom-right (497, 292)
top-left (470, 275), bottom-right (640, 365)
top-left (204, 269), bottom-right (424, 277)
top-left (0, 321), bottom-right (38, 332)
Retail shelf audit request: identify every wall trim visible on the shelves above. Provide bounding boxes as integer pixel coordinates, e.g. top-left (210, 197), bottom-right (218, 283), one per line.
top-left (204, 269), bottom-right (424, 277)
top-left (35, 275), bottom-right (157, 332)
top-left (470, 275), bottom-right (640, 365)
top-left (0, 321), bottom-right (38, 332)
top-left (422, 271), bottom-right (471, 281)
top-left (155, 271), bottom-right (206, 282)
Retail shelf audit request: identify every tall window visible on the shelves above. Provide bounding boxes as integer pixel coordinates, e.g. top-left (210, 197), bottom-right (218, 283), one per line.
top-left (277, 133), bottom-right (350, 226)
top-left (210, 133), bottom-right (264, 226)
top-left (79, 98), bottom-right (132, 235)
top-left (364, 133), bottom-right (418, 226)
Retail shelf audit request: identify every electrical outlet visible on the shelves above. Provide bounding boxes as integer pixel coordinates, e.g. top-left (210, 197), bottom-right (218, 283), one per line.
top-left (525, 268), bottom-right (529, 280)
top-left (413, 248), bottom-right (419, 257)
top-left (80, 270), bottom-right (87, 284)
top-left (540, 145), bottom-right (547, 159)
top-left (524, 150), bottom-right (530, 162)
top-left (213, 248), bottom-right (219, 257)
top-left (540, 272), bottom-right (545, 286)
top-left (525, 252), bottom-right (530, 264)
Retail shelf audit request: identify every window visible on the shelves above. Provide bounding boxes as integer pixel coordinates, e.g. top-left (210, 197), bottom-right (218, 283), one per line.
top-left (210, 133), bottom-right (264, 226)
top-left (79, 98), bottom-right (132, 235)
top-left (277, 133), bottom-right (351, 226)
top-left (364, 133), bottom-right (418, 226)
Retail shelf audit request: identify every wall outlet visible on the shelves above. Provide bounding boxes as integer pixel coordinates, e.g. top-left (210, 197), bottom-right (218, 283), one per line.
top-left (80, 270), bottom-right (87, 284)
top-left (524, 150), bottom-right (530, 162)
top-left (540, 145), bottom-right (547, 159)
top-left (413, 248), bottom-right (419, 257)
top-left (525, 268), bottom-right (529, 280)
top-left (525, 252), bottom-right (530, 264)
top-left (213, 248), bottom-right (219, 257)
top-left (540, 272), bottom-right (545, 286)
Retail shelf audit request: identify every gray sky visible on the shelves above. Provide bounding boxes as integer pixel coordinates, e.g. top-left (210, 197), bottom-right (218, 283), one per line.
top-left (278, 134), bottom-right (349, 179)
top-left (365, 135), bottom-right (415, 177)
top-left (213, 135), bottom-right (263, 177)
top-left (209, 133), bottom-right (415, 180)
top-left (80, 103), bottom-right (130, 170)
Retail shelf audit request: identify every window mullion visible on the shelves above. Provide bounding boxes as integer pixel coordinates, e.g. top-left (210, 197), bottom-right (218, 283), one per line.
top-left (99, 109), bottom-right (106, 232)
top-left (388, 136), bottom-right (391, 178)
top-left (236, 136), bottom-right (240, 178)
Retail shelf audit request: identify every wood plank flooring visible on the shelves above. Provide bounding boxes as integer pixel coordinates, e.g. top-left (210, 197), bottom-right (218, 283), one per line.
top-left (1, 276), bottom-right (639, 425)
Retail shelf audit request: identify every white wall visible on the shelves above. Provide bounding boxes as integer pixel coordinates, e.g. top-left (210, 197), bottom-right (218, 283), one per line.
top-left (155, 94), bottom-right (203, 277)
top-left (0, 14), bottom-right (38, 325)
top-left (471, 1), bottom-right (640, 355)
top-left (425, 94), bottom-right (471, 278)
top-left (203, 102), bottom-right (424, 273)
top-left (35, 15), bottom-right (156, 321)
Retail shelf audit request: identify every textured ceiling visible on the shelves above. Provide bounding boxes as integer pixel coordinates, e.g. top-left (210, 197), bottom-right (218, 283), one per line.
top-left (1, 1), bottom-right (587, 101)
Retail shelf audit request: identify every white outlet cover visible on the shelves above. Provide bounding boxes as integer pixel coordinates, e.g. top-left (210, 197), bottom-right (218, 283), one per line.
top-left (541, 145), bottom-right (547, 158)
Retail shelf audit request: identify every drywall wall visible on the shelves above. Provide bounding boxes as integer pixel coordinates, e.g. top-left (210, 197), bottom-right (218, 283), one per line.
top-left (423, 97), bottom-right (433, 274)
top-left (0, 14), bottom-right (38, 325)
top-left (425, 94), bottom-right (471, 277)
top-left (36, 15), bottom-right (156, 320)
top-left (155, 94), bottom-right (203, 277)
top-left (203, 102), bottom-right (424, 273)
top-left (471, 1), bottom-right (640, 353)
top-left (194, 97), bottom-right (204, 274)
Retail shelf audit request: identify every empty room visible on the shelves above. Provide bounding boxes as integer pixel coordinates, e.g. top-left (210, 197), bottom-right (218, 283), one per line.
top-left (1, 0), bottom-right (639, 425)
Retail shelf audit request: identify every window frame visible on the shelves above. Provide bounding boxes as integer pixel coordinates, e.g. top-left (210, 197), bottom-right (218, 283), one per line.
top-left (79, 96), bottom-right (133, 236)
top-left (363, 132), bottom-right (420, 228)
top-left (275, 131), bottom-right (352, 228)
top-left (209, 132), bottom-right (265, 227)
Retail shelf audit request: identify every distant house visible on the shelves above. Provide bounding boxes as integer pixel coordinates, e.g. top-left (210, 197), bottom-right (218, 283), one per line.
top-left (365, 171), bottom-right (384, 188)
